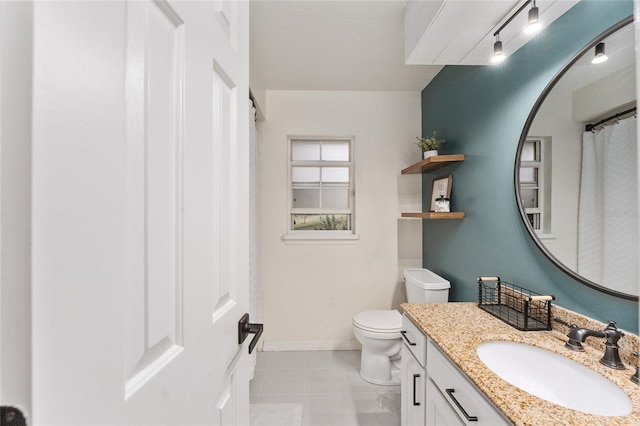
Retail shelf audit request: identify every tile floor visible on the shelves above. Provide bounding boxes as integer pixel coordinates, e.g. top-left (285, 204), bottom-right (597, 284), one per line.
top-left (250, 350), bottom-right (401, 426)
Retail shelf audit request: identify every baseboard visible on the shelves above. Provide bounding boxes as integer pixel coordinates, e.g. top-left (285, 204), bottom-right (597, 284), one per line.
top-left (261, 340), bottom-right (361, 352)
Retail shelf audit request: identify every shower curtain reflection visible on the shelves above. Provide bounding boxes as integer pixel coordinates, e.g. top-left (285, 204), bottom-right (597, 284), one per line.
top-left (578, 116), bottom-right (638, 295)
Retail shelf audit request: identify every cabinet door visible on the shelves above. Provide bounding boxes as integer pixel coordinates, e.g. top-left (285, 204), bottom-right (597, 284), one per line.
top-left (426, 379), bottom-right (464, 426)
top-left (401, 344), bottom-right (425, 426)
top-left (427, 340), bottom-right (509, 425)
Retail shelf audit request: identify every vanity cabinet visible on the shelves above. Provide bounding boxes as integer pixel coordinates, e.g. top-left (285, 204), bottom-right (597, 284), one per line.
top-left (400, 154), bottom-right (465, 219)
top-left (425, 340), bottom-right (508, 426)
top-left (401, 314), bottom-right (508, 426)
top-left (401, 315), bottom-right (426, 426)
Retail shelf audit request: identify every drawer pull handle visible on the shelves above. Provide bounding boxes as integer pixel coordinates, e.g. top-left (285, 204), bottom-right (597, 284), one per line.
top-left (412, 374), bottom-right (421, 406)
top-left (445, 388), bottom-right (478, 422)
top-left (401, 330), bottom-right (416, 346)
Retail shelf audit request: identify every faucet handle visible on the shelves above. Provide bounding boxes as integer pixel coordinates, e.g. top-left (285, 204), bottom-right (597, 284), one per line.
top-left (606, 320), bottom-right (620, 330)
top-left (599, 321), bottom-right (626, 370)
top-left (604, 321), bottom-right (624, 343)
top-left (631, 352), bottom-right (639, 385)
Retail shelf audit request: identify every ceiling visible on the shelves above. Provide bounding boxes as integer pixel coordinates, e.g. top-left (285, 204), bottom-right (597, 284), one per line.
top-left (249, 1), bottom-right (578, 92)
top-left (560, 22), bottom-right (636, 93)
top-left (250, 0), bottom-right (442, 91)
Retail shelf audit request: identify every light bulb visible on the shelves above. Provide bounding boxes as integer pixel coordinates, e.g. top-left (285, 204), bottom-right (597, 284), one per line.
top-left (591, 42), bottom-right (608, 64)
top-left (491, 39), bottom-right (505, 64)
top-left (525, 6), bottom-right (541, 34)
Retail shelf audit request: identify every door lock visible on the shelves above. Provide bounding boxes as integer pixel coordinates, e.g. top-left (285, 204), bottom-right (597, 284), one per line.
top-left (238, 313), bottom-right (263, 354)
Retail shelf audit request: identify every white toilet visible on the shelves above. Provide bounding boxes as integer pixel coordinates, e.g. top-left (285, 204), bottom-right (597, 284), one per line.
top-left (351, 268), bottom-right (450, 385)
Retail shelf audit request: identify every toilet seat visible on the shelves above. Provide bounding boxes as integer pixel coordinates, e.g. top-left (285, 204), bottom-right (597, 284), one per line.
top-left (352, 310), bottom-right (402, 333)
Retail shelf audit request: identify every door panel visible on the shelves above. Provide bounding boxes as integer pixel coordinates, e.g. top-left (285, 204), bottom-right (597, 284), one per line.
top-left (124, 0), bottom-right (185, 398)
top-left (212, 61), bottom-right (236, 321)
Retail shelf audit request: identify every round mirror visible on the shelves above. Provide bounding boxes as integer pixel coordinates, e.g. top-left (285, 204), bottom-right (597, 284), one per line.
top-left (515, 17), bottom-right (638, 301)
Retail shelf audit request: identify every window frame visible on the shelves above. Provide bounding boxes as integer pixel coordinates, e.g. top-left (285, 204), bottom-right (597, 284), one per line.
top-left (519, 136), bottom-right (553, 236)
top-left (284, 135), bottom-right (358, 242)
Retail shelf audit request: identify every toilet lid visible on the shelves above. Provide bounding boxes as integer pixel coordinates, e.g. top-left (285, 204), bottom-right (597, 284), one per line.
top-left (352, 310), bottom-right (402, 332)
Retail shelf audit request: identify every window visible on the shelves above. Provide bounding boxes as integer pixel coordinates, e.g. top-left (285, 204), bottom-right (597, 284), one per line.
top-left (519, 137), bottom-right (551, 234)
top-left (287, 136), bottom-right (355, 239)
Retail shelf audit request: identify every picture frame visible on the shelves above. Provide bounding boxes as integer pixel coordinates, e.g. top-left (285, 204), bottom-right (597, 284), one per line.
top-left (430, 175), bottom-right (452, 211)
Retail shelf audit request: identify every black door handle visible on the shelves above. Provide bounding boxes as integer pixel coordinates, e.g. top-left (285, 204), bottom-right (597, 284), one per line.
top-left (1, 406), bottom-right (26, 426)
top-left (238, 313), bottom-right (263, 354)
top-left (412, 374), bottom-right (421, 406)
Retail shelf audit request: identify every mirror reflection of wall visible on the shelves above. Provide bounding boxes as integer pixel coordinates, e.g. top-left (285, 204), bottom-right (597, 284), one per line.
top-left (519, 20), bottom-right (638, 298)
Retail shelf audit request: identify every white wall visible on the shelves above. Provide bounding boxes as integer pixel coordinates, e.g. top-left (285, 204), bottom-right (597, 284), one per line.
top-left (529, 85), bottom-right (582, 269)
top-left (257, 90), bottom-right (422, 350)
top-left (573, 65), bottom-right (636, 122)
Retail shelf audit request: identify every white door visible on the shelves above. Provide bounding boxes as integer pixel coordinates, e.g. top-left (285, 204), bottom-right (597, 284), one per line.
top-left (29, 1), bottom-right (251, 424)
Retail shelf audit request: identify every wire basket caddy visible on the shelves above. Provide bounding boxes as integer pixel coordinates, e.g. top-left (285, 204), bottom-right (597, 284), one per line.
top-left (477, 277), bottom-right (555, 331)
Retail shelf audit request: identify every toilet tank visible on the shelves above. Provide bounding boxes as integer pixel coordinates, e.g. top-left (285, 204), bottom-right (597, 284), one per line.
top-left (404, 268), bottom-right (450, 303)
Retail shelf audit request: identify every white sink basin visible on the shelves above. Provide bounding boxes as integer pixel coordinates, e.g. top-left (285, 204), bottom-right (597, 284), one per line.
top-left (476, 341), bottom-right (632, 416)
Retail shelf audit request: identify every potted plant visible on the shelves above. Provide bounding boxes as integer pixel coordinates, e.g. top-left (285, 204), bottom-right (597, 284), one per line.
top-left (416, 132), bottom-right (444, 159)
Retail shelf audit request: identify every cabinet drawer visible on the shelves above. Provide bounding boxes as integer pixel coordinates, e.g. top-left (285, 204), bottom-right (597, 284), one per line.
top-left (426, 340), bottom-right (508, 425)
top-left (426, 378), bottom-right (463, 426)
top-left (401, 314), bottom-right (426, 367)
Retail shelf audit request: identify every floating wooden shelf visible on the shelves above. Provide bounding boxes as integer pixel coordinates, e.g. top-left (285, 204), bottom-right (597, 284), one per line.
top-left (400, 154), bottom-right (466, 219)
top-left (401, 154), bottom-right (465, 174)
top-left (401, 212), bottom-right (466, 219)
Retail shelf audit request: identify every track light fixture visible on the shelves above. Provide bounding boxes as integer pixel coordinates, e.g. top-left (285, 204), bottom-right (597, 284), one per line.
top-left (525, 0), bottom-right (541, 34)
top-left (492, 34), bottom-right (505, 64)
top-left (591, 42), bottom-right (608, 64)
top-left (490, 0), bottom-right (543, 64)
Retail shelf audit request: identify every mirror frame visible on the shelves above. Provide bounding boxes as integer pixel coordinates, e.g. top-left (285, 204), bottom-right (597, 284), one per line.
top-left (514, 15), bottom-right (638, 301)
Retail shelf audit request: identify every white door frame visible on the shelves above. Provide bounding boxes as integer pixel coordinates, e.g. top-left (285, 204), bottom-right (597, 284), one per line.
top-left (0, 1), bottom-right (34, 420)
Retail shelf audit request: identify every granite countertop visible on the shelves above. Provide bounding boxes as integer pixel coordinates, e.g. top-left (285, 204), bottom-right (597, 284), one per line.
top-left (401, 302), bottom-right (640, 426)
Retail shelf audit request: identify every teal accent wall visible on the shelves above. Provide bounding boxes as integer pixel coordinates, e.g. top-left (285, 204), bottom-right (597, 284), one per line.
top-left (421, 0), bottom-right (638, 333)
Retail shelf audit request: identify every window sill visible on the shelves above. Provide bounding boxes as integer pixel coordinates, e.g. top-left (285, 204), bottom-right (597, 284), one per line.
top-left (282, 233), bottom-right (360, 245)
top-left (536, 233), bottom-right (557, 242)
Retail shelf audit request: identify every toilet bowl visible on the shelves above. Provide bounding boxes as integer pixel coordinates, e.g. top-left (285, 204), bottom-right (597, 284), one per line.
top-left (352, 268), bottom-right (450, 385)
top-left (352, 310), bottom-right (402, 385)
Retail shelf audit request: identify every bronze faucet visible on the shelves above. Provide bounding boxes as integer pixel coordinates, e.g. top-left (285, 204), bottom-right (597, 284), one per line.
top-left (562, 320), bottom-right (626, 370)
